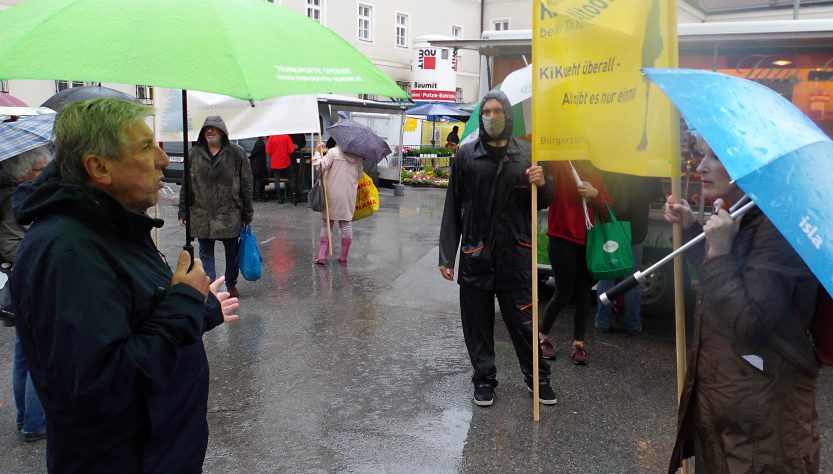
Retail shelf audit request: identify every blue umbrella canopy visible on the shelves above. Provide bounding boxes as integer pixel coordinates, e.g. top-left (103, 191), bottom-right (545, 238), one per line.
top-left (644, 68), bottom-right (833, 295)
top-left (0, 113), bottom-right (55, 161)
top-left (406, 102), bottom-right (470, 118)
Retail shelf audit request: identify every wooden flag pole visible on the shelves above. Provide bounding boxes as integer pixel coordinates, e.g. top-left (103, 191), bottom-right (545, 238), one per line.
top-left (531, 182), bottom-right (540, 422)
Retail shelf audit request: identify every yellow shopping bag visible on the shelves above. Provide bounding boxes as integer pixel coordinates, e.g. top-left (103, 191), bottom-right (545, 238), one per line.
top-left (353, 172), bottom-right (379, 221)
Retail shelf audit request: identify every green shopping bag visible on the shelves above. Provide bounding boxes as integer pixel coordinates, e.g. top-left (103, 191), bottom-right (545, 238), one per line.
top-left (585, 204), bottom-right (634, 280)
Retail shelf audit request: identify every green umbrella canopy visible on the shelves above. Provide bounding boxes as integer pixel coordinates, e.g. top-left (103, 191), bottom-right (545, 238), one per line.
top-left (0, 0), bottom-right (407, 100)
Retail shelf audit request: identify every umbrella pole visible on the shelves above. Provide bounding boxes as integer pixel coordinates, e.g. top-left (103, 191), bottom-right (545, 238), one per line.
top-left (531, 181), bottom-right (540, 422)
top-left (431, 119), bottom-right (436, 148)
top-left (323, 172), bottom-right (332, 256)
top-left (318, 135), bottom-right (333, 256)
top-left (152, 113), bottom-right (160, 249)
top-left (181, 90), bottom-right (195, 266)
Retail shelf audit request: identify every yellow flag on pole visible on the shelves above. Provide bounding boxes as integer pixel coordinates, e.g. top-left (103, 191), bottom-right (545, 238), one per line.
top-left (532, 0), bottom-right (679, 177)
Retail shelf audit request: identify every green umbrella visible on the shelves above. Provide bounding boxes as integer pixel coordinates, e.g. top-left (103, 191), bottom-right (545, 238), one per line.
top-left (0, 0), bottom-right (407, 100)
top-left (0, 0), bottom-right (407, 253)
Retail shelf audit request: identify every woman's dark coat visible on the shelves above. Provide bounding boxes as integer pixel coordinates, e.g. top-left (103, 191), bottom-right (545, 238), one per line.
top-left (11, 163), bottom-right (223, 473)
top-left (669, 207), bottom-right (820, 473)
top-left (248, 137), bottom-right (269, 178)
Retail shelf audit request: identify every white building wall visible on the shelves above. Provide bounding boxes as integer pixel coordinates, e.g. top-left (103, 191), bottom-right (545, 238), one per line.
top-left (484, 0), bottom-right (532, 31)
top-left (276, 0), bottom-right (485, 103)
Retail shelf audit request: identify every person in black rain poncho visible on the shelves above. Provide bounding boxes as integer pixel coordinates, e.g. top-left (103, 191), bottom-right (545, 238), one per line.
top-left (438, 90), bottom-right (556, 407)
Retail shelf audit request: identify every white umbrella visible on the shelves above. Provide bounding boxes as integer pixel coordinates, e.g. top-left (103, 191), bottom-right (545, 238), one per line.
top-left (460, 65), bottom-right (532, 145)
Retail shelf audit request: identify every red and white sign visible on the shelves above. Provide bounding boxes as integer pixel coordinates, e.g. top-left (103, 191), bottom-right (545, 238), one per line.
top-left (412, 41), bottom-right (457, 103)
top-left (410, 90), bottom-right (457, 101)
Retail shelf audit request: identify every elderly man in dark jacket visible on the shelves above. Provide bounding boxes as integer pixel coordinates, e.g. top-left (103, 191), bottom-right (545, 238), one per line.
top-left (438, 90), bottom-right (556, 407)
top-left (178, 116), bottom-right (254, 298)
top-left (11, 98), bottom-right (239, 473)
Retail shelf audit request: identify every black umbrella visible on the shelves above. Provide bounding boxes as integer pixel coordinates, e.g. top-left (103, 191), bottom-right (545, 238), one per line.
top-left (40, 85), bottom-right (139, 112)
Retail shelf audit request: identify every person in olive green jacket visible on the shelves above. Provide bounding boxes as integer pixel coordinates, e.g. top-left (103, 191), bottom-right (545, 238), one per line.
top-left (178, 116), bottom-right (253, 297)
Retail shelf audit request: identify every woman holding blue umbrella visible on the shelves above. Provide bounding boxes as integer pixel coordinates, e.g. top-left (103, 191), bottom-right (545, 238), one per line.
top-left (665, 134), bottom-right (820, 473)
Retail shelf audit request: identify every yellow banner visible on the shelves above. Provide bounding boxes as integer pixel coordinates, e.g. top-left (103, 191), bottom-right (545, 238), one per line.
top-left (532, 0), bottom-right (679, 177)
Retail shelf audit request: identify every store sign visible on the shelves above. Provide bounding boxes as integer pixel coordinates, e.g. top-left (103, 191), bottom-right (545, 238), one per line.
top-left (411, 47), bottom-right (457, 102)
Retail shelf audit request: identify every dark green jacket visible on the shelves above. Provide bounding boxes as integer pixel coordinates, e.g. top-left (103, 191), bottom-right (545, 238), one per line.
top-left (178, 116), bottom-right (254, 239)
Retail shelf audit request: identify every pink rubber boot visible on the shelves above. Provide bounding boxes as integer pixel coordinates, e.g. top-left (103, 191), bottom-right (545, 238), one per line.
top-left (313, 236), bottom-right (329, 265)
top-left (337, 238), bottom-right (352, 264)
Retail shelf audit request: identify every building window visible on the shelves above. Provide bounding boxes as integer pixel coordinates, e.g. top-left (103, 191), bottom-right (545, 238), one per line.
top-left (136, 85), bottom-right (153, 104)
top-left (396, 80), bottom-right (411, 95)
top-left (492, 19), bottom-right (509, 31)
top-left (451, 25), bottom-right (462, 39)
top-left (358, 3), bottom-right (373, 42)
top-left (306, 0), bottom-right (323, 23)
top-left (0, 80), bottom-right (8, 93)
top-left (456, 87), bottom-right (463, 103)
top-left (55, 80), bottom-right (86, 93)
top-left (395, 12), bottom-right (408, 48)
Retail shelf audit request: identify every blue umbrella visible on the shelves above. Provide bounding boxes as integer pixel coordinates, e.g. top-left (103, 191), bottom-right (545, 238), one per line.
top-left (327, 118), bottom-right (391, 163)
top-left (406, 102), bottom-right (470, 147)
top-left (644, 68), bottom-right (833, 295)
top-left (0, 113), bottom-right (55, 161)
top-left (406, 102), bottom-right (471, 118)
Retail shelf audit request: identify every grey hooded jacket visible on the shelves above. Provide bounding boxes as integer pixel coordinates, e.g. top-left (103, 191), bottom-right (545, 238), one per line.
top-left (178, 116), bottom-right (253, 239)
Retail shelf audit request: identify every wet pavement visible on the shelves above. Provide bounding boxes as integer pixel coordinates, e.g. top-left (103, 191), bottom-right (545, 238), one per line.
top-left (1, 185), bottom-right (832, 473)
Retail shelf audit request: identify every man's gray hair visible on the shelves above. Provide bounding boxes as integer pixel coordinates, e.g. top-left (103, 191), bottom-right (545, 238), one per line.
top-left (53, 98), bottom-right (152, 183)
top-left (0, 145), bottom-right (51, 182)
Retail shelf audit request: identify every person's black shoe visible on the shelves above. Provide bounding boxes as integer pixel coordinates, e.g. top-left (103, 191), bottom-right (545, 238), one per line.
top-left (22, 430), bottom-right (46, 442)
top-left (473, 385), bottom-right (494, 407)
top-left (527, 383), bottom-right (557, 405)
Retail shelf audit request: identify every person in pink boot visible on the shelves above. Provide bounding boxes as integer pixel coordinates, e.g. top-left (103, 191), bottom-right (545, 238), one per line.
top-left (312, 139), bottom-right (362, 264)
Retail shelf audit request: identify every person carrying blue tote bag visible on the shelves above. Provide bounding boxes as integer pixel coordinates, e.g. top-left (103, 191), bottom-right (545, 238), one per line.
top-left (238, 225), bottom-right (262, 281)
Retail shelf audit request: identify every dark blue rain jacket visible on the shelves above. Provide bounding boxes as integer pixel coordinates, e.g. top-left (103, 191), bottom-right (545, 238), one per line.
top-left (11, 163), bottom-right (223, 474)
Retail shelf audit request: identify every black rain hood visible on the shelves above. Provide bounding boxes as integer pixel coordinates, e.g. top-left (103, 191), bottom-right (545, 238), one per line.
top-left (479, 90), bottom-right (514, 142)
top-left (196, 115), bottom-right (230, 148)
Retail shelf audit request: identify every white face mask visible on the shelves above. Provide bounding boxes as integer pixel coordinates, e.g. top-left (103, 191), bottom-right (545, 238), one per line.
top-left (482, 115), bottom-right (506, 138)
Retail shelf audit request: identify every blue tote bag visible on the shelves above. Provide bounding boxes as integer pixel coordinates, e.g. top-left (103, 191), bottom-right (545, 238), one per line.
top-left (239, 225), bottom-right (262, 281)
